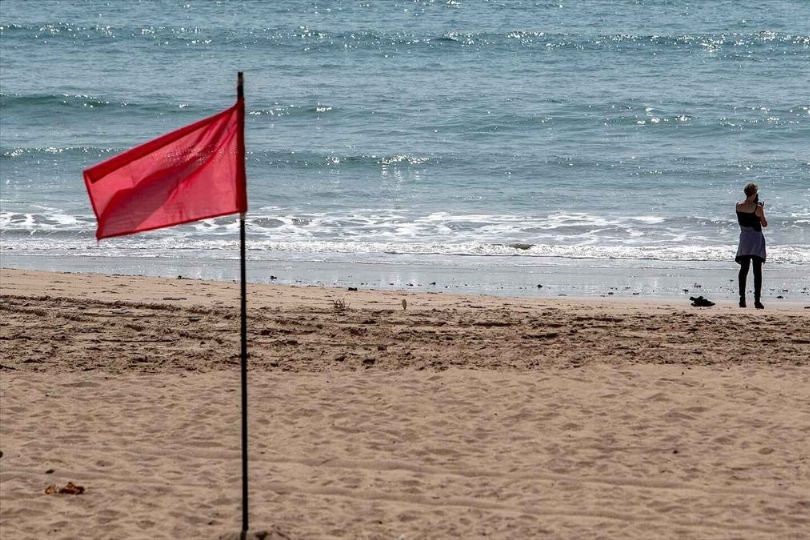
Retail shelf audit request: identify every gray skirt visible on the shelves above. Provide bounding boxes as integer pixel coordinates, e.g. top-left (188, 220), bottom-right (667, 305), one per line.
top-left (735, 226), bottom-right (766, 264)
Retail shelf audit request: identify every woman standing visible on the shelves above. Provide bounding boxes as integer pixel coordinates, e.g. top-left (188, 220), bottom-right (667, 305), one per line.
top-left (735, 183), bottom-right (768, 309)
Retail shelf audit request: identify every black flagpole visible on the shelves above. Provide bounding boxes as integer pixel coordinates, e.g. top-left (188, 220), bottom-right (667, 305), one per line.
top-left (238, 71), bottom-right (249, 538)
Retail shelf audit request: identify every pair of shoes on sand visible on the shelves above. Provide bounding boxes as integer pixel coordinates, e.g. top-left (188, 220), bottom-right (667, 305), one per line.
top-left (690, 296), bottom-right (715, 307)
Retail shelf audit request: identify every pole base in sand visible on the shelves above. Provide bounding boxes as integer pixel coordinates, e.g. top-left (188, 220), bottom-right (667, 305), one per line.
top-left (218, 529), bottom-right (280, 540)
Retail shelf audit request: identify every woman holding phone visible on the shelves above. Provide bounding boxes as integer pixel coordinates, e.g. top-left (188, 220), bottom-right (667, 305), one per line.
top-left (735, 182), bottom-right (768, 309)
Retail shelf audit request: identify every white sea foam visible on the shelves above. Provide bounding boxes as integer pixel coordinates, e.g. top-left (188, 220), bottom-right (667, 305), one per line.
top-left (2, 208), bottom-right (804, 262)
top-left (3, 232), bottom-right (809, 265)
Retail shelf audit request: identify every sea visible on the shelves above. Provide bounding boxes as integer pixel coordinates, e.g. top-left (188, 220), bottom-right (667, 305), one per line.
top-left (1, 1), bottom-right (808, 298)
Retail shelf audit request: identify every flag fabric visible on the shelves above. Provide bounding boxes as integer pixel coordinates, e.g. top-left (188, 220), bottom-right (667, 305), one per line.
top-left (84, 99), bottom-right (247, 240)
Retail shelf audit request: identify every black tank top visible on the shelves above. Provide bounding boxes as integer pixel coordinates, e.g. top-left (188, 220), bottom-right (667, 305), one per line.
top-left (736, 209), bottom-right (762, 231)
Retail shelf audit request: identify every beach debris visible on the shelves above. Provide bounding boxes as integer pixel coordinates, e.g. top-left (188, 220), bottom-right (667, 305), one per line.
top-left (45, 469), bottom-right (54, 474)
top-left (524, 331), bottom-right (559, 340)
top-left (332, 298), bottom-right (348, 312)
top-left (270, 275), bottom-right (277, 280)
top-left (45, 482), bottom-right (85, 495)
top-left (401, 299), bottom-right (407, 311)
top-left (776, 295), bottom-right (784, 299)
top-left (537, 284), bottom-right (543, 288)
top-left (347, 287), bottom-right (358, 291)
top-left (682, 289), bottom-right (689, 293)
top-left (690, 296), bottom-right (715, 307)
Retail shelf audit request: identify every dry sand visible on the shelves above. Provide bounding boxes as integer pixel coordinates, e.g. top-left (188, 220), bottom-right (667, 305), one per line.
top-left (1, 268), bottom-right (809, 539)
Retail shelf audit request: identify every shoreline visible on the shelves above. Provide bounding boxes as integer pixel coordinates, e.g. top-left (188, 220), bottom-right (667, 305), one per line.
top-left (2, 252), bottom-right (809, 302)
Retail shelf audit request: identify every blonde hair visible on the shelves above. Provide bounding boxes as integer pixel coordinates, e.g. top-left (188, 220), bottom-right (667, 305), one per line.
top-left (744, 183), bottom-right (758, 197)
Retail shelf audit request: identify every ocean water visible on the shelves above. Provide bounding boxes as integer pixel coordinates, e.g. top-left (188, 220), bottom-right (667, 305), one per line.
top-left (1, 1), bottom-right (808, 291)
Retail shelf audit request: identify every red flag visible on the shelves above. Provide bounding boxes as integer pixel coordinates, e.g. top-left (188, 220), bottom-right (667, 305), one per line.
top-left (84, 99), bottom-right (247, 240)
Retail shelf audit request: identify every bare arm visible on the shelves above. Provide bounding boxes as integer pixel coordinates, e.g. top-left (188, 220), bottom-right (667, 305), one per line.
top-left (756, 205), bottom-right (768, 228)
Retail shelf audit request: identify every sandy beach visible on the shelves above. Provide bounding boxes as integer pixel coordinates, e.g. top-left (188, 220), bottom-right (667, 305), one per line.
top-left (1, 268), bottom-right (809, 539)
